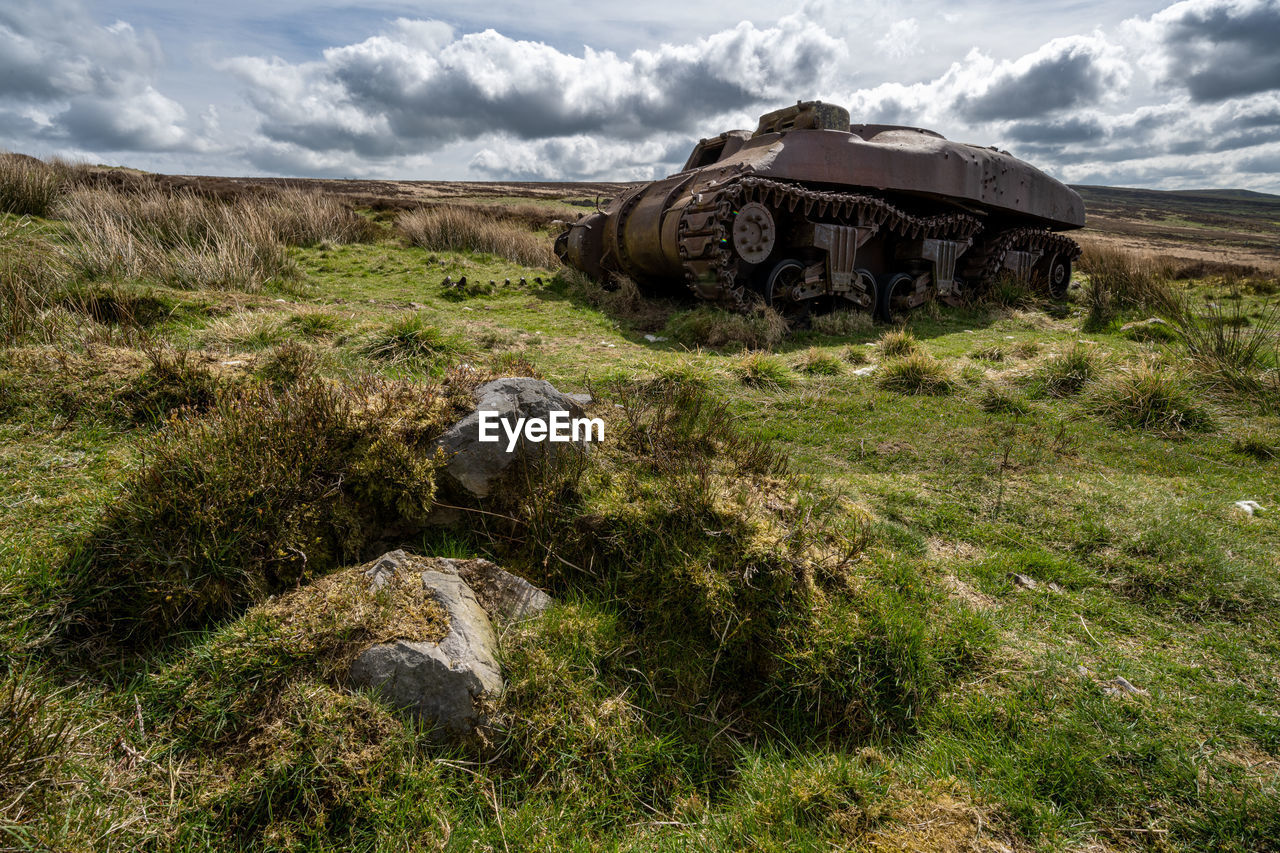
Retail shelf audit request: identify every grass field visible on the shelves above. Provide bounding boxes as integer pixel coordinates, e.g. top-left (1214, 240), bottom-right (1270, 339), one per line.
top-left (1, 154), bottom-right (1278, 851)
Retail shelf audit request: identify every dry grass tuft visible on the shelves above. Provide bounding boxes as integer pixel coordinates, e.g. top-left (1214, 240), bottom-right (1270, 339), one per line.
top-left (0, 154), bottom-right (69, 217)
top-left (877, 352), bottom-right (956, 395)
top-left (1078, 241), bottom-right (1179, 329)
top-left (810, 309), bottom-right (873, 336)
top-left (1032, 342), bottom-right (1099, 398)
top-left (794, 348), bottom-right (844, 376)
top-left (256, 188), bottom-right (379, 246)
top-left (733, 352), bottom-right (795, 387)
top-left (1090, 361), bottom-right (1215, 432)
top-left (57, 188), bottom-right (297, 290)
top-left (0, 217), bottom-right (71, 344)
top-left (665, 305), bottom-right (789, 351)
top-left (397, 205), bottom-right (558, 267)
top-left (876, 328), bottom-right (920, 359)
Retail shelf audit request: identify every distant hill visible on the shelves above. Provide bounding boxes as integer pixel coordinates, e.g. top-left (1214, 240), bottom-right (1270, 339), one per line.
top-left (1071, 184), bottom-right (1280, 222)
top-left (1175, 188), bottom-right (1280, 203)
top-left (1069, 185), bottom-right (1280, 263)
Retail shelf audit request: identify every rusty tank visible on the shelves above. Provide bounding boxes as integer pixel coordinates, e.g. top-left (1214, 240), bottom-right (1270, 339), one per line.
top-left (555, 101), bottom-right (1084, 321)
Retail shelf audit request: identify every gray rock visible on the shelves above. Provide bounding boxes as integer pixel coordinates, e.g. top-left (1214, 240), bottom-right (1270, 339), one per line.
top-left (1010, 572), bottom-right (1038, 589)
top-left (436, 377), bottom-right (589, 499)
top-left (363, 549), bottom-right (411, 591)
top-left (1102, 676), bottom-right (1147, 698)
top-left (439, 557), bottom-right (552, 623)
top-left (349, 570), bottom-right (502, 735)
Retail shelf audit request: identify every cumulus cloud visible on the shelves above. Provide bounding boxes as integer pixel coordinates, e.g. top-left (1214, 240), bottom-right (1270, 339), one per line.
top-left (1144, 0), bottom-right (1280, 102)
top-left (4, 0), bottom-right (1280, 191)
top-left (954, 36), bottom-right (1131, 121)
top-left (469, 135), bottom-right (688, 181)
top-left (876, 19), bottom-right (919, 60)
top-left (223, 11), bottom-right (841, 163)
top-left (0, 0), bottom-right (203, 153)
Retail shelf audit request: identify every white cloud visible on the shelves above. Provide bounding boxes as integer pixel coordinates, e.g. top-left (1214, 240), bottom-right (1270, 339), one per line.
top-left (222, 11), bottom-right (842, 164)
top-left (877, 18), bottom-right (920, 60)
top-left (0, 0), bottom-right (206, 153)
top-left (2, 0), bottom-right (1280, 190)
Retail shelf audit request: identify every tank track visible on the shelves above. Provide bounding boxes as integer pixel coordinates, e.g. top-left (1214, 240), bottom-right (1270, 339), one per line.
top-left (675, 176), bottom-right (984, 309)
top-left (961, 226), bottom-right (1082, 287)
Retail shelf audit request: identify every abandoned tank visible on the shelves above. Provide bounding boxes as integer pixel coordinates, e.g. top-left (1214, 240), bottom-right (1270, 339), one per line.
top-left (555, 101), bottom-right (1085, 321)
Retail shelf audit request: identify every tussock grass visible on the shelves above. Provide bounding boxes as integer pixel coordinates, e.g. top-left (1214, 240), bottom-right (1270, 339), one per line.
top-left (553, 268), bottom-right (648, 319)
top-left (1090, 362), bottom-right (1215, 432)
top-left (1232, 432), bottom-right (1275, 460)
top-left (665, 305), bottom-right (788, 351)
top-left (978, 384), bottom-right (1031, 415)
top-left (289, 311), bottom-right (342, 338)
top-left (363, 312), bottom-right (460, 364)
top-left (810, 309), bottom-right (873, 336)
top-left (877, 352), bottom-right (956, 395)
top-left (57, 188), bottom-right (297, 290)
top-left (59, 376), bottom-right (469, 641)
top-left (1166, 299), bottom-right (1280, 400)
top-left (842, 345), bottom-right (870, 365)
top-left (0, 217), bottom-right (71, 344)
top-left (970, 345), bottom-right (1005, 362)
top-left (734, 352), bottom-right (794, 387)
top-left (876, 328), bottom-right (919, 359)
top-left (984, 273), bottom-right (1040, 309)
top-left (0, 153), bottom-right (73, 217)
top-left (397, 205), bottom-right (557, 267)
top-left (1078, 242), bottom-right (1179, 329)
top-left (257, 188), bottom-right (378, 246)
top-left (1031, 342), bottom-right (1098, 398)
top-left (794, 347), bottom-right (844, 376)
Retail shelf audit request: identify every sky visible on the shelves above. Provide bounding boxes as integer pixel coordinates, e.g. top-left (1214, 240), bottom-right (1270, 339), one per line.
top-left (3, 0), bottom-right (1280, 191)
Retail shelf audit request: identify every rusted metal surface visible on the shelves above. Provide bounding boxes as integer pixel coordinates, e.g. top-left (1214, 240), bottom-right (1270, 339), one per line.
top-left (556, 100), bottom-right (1085, 320)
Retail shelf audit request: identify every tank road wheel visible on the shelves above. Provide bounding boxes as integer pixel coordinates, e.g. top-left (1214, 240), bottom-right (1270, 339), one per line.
top-left (763, 258), bottom-right (811, 323)
top-left (1044, 253), bottom-right (1072, 299)
top-left (877, 272), bottom-right (915, 323)
top-left (732, 202), bottom-right (777, 265)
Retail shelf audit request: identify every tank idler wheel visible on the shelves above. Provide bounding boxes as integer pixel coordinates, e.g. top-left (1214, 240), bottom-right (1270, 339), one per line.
top-left (877, 272), bottom-right (916, 324)
top-left (1045, 253), bottom-right (1072, 299)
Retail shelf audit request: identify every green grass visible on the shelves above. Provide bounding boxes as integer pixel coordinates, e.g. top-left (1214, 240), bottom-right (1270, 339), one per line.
top-left (733, 351), bottom-right (794, 387)
top-left (1090, 363), bottom-right (1216, 432)
top-left (2, 178), bottom-right (1279, 851)
top-left (1031, 341), bottom-right (1099, 398)
top-left (877, 351), bottom-right (956, 395)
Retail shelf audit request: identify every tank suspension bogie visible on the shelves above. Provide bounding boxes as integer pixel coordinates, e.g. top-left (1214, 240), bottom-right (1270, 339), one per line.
top-left (668, 175), bottom-right (989, 315)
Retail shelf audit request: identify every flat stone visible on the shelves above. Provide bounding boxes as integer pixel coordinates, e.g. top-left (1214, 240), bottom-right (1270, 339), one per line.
top-left (349, 570), bottom-right (502, 736)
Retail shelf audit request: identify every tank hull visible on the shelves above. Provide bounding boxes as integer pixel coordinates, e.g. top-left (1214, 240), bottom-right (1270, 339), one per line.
top-left (556, 101), bottom-right (1085, 319)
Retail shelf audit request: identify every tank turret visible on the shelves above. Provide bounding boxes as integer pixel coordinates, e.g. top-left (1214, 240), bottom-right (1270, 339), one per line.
top-left (555, 101), bottom-right (1084, 321)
